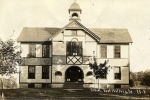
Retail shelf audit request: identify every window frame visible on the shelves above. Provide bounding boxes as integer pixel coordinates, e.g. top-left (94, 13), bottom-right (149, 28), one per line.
top-left (114, 84), bottom-right (121, 88)
top-left (100, 73), bottom-right (107, 79)
top-left (114, 67), bottom-right (121, 80)
top-left (66, 41), bottom-right (82, 56)
top-left (100, 45), bottom-right (107, 58)
top-left (42, 66), bottom-right (49, 79)
top-left (114, 45), bottom-right (121, 58)
top-left (28, 66), bottom-right (35, 79)
top-left (42, 44), bottom-right (50, 58)
top-left (28, 83), bottom-right (35, 88)
top-left (29, 44), bottom-right (36, 57)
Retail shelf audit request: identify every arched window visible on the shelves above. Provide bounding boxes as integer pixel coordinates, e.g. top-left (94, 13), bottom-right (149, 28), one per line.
top-left (55, 71), bottom-right (62, 76)
top-left (72, 13), bottom-right (78, 18)
top-left (86, 71), bottom-right (93, 76)
top-left (67, 38), bottom-right (82, 56)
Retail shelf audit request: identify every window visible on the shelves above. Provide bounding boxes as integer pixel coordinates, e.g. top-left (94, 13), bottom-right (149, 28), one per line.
top-left (72, 13), bottom-right (78, 18)
top-left (28, 83), bottom-right (35, 88)
top-left (42, 66), bottom-right (49, 79)
top-left (29, 44), bottom-right (36, 57)
top-left (114, 67), bottom-right (121, 80)
top-left (71, 30), bottom-right (77, 36)
top-left (42, 45), bottom-right (50, 57)
top-left (67, 41), bottom-right (82, 56)
top-left (55, 71), bottom-right (62, 76)
top-left (100, 73), bottom-right (107, 79)
top-left (42, 83), bottom-right (48, 88)
top-left (114, 84), bottom-right (121, 88)
top-left (114, 45), bottom-right (120, 58)
top-left (28, 66), bottom-right (35, 79)
top-left (86, 71), bottom-right (93, 76)
top-left (101, 45), bottom-right (107, 58)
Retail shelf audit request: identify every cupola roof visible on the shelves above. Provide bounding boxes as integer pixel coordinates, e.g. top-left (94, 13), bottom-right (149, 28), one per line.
top-left (69, 1), bottom-right (81, 13)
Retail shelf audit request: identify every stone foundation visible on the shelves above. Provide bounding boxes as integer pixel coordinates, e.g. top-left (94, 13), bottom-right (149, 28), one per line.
top-left (19, 84), bottom-right (28, 88)
top-left (18, 83), bottom-right (129, 89)
top-left (121, 85), bottom-right (129, 89)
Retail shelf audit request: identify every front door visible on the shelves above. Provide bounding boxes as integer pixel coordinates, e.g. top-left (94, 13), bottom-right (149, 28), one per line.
top-left (70, 67), bottom-right (78, 82)
top-left (65, 66), bottom-right (83, 82)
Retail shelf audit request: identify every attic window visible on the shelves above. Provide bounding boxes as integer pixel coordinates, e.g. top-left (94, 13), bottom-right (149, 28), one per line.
top-left (72, 13), bottom-right (78, 18)
top-left (71, 30), bottom-right (77, 36)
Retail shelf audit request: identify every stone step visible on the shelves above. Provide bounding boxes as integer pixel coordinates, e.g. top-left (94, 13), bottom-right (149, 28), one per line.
top-left (63, 83), bottom-right (84, 89)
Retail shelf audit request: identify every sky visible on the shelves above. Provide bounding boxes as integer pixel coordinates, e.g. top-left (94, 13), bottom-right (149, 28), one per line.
top-left (0, 0), bottom-right (150, 72)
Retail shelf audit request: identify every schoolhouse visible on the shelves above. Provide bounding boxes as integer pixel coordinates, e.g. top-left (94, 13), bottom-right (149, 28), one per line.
top-left (17, 1), bottom-right (132, 89)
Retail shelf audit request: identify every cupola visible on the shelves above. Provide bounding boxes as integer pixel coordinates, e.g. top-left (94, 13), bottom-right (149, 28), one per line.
top-left (69, 0), bottom-right (82, 22)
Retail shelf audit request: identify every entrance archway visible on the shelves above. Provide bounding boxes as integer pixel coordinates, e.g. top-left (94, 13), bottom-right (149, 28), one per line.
top-left (65, 66), bottom-right (84, 82)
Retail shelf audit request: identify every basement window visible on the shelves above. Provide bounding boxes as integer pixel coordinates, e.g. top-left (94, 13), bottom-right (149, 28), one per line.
top-left (28, 83), bottom-right (35, 88)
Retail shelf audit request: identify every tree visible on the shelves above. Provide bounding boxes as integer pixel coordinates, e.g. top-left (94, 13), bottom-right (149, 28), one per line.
top-left (0, 38), bottom-right (21, 97)
top-left (141, 70), bottom-right (150, 86)
top-left (129, 71), bottom-right (136, 87)
top-left (129, 79), bottom-right (134, 87)
top-left (137, 71), bottom-right (144, 81)
top-left (89, 52), bottom-right (112, 89)
top-left (130, 71), bottom-right (137, 81)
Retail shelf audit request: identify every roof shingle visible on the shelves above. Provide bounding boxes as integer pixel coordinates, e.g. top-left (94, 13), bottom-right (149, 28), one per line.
top-left (17, 27), bottom-right (132, 43)
top-left (89, 28), bottom-right (132, 43)
top-left (17, 27), bottom-right (61, 42)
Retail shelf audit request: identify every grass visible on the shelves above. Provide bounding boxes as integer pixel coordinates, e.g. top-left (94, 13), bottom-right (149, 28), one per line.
top-left (0, 88), bottom-right (150, 100)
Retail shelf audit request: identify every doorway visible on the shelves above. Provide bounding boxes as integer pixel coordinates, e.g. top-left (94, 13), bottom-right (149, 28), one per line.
top-left (65, 66), bottom-right (84, 82)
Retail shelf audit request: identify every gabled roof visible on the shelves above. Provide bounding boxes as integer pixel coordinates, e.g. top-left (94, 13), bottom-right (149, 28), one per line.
top-left (50, 20), bottom-right (100, 42)
top-left (89, 28), bottom-right (133, 43)
top-left (17, 27), bottom-right (61, 42)
top-left (17, 21), bottom-right (132, 43)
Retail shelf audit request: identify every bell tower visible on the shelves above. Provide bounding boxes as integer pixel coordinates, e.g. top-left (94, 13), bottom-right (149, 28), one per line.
top-left (69, 0), bottom-right (82, 22)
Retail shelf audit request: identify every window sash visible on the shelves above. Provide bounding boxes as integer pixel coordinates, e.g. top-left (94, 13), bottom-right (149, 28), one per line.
top-left (42, 45), bottom-right (50, 57)
top-left (29, 66), bottom-right (35, 73)
top-left (67, 42), bottom-right (82, 56)
top-left (114, 45), bottom-right (120, 58)
top-left (28, 66), bottom-right (35, 79)
top-left (114, 73), bottom-right (121, 79)
top-left (100, 73), bottom-right (107, 79)
top-left (42, 66), bottom-right (49, 79)
top-left (29, 44), bottom-right (36, 57)
top-left (101, 45), bottom-right (107, 58)
top-left (114, 67), bottom-right (121, 80)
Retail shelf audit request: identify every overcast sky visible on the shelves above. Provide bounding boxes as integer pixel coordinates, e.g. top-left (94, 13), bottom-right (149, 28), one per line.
top-left (0, 0), bottom-right (150, 72)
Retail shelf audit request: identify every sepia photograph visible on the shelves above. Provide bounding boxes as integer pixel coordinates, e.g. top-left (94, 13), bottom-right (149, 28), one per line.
top-left (0, 0), bottom-right (150, 99)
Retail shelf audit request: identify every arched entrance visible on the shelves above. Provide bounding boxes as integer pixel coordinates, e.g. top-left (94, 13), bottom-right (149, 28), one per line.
top-left (65, 66), bottom-right (84, 82)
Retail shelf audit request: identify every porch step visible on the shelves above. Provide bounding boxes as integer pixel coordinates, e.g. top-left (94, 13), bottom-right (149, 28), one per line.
top-left (63, 83), bottom-right (83, 89)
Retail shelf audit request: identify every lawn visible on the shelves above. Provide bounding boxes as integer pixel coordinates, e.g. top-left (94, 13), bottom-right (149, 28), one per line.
top-left (0, 88), bottom-right (150, 100)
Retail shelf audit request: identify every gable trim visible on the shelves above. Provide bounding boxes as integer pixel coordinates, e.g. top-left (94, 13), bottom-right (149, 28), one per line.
top-left (49, 20), bottom-right (100, 42)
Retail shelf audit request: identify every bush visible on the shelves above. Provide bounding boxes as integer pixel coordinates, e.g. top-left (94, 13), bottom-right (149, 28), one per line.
top-left (141, 71), bottom-right (150, 86)
top-left (129, 79), bottom-right (134, 87)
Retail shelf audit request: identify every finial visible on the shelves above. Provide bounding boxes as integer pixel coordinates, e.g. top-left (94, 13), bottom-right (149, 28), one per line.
top-left (74, 0), bottom-right (76, 2)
